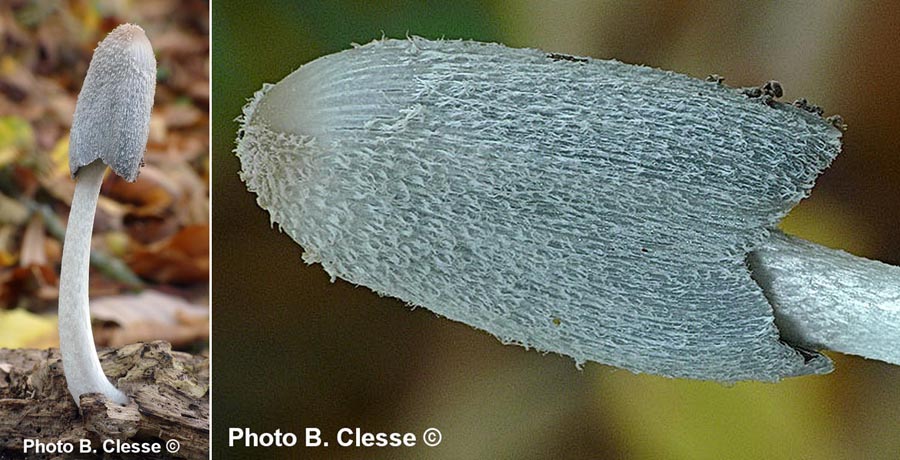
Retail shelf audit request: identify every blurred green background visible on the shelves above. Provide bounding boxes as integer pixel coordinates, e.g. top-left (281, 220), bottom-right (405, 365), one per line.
top-left (212, 1), bottom-right (900, 459)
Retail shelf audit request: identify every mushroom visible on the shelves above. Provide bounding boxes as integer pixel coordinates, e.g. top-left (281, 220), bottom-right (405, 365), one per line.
top-left (236, 37), bottom-right (899, 381)
top-left (59, 24), bottom-right (156, 406)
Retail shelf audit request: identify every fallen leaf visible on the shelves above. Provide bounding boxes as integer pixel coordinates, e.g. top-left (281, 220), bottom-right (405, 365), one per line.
top-left (90, 290), bottom-right (208, 347)
top-left (161, 102), bottom-right (203, 129)
top-left (0, 308), bottom-right (58, 348)
top-left (126, 224), bottom-right (208, 284)
top-left (19, 213), bottom-right (46, 266)
top-left (101, 164), bottom-right (178, 218)
top-left (0, 264), bottom-right (59, 309)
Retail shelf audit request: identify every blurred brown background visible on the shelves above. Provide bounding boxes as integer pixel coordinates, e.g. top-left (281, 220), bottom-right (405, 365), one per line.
top-left (213, 1), bottom-right (900, 459)
top-left (0, 1), bottom-right (209, 352)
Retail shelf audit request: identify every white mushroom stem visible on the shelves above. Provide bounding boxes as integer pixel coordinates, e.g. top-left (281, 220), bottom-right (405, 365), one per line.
top-left (58, 159), bottom-right (129, 406)
top-left (752, 231), bottom-right (900, 365)
top-left (60, 23), bottom-right (154, 406)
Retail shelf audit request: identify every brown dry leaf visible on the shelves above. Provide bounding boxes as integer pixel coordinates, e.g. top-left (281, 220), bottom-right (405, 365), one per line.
top-left (0, 56), bottom-right (38, 113)
top-left (127, 224), bottom-right (208, 284)
top-left (20, 213), bottom-right (46, 266)
top-left (161, 102), bottom-right (203, 129)
top-left (148, 112), bottom-right (167, 144)
top-left (46, 91), bottom-right (76, 127)
top-left (158, 160), bottom-right (208, 225)
top-left (39, 169), bottom-right (75, 206)
top-left (1, 215), bottom-right (59, 308)
top-left (102, 164), bottom-right (178, 218)
top-left (150, 129), bottom-right (207, 162)
top-left (9, 214), bottom-right (59, 306)
top-left (151, 28), bottom-right (208, 56)
top-left (123, 214), bottom-right (180, 245)
top-left (186, 78), bottom-right (209, 101)
top-left (90, 290), bottom-right (208, 347)
top-left (2, 264), bottom-right (59, 306)
top-left (42, 234), bottom-right (60, 264)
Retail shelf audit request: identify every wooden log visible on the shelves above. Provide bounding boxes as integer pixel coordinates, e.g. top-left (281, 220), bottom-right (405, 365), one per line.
top-left (0, 341), bottom-right (208, 459)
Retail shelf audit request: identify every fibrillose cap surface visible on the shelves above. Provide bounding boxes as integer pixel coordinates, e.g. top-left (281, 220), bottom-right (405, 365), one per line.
top-left (69, 23), bottom-right (156, 182)
top-left (237, 38), bottom-right (844, 382)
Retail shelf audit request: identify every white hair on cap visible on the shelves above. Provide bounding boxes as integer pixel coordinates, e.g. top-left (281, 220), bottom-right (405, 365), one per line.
top-left (237, 38), bottom-right (849, 382)
top-left (69, 23), bottom-right (156, 182)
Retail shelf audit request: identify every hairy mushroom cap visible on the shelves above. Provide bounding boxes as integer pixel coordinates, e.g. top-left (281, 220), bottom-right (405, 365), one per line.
top-left (69, 24), bottom-right (156, 182)
top-left (60, 23), bottom-right (156, 406)
top-left (237, 38), bottom-right (845, 382)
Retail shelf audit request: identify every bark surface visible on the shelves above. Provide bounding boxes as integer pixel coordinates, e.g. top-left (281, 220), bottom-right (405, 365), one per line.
top-left (0, 341), bottom-right (208, 459)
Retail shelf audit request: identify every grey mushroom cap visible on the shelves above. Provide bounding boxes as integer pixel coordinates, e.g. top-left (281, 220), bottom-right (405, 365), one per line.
top-left (69, 24), bottom-right (156, 182)
top-left (237, 38), bottom-right (846, 382)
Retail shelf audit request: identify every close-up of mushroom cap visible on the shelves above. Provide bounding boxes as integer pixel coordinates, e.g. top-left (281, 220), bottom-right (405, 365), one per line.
top-left (69, 23), bottom-right (156, 182)
top-left (237, 38), bottom-right (844, 382)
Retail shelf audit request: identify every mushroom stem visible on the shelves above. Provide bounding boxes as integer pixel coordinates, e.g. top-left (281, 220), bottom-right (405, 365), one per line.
top-left (751, 231), bottom-right (900, 365)
top-left (58, 159), bottom-right (128, 406)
